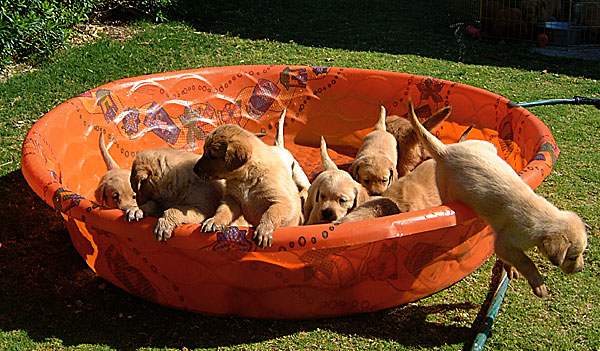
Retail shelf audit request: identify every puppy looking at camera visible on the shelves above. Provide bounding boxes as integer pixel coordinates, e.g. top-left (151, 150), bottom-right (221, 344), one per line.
top-left (304, 137), bottom-right (370, 224)
top-left (349, 106), bottom-right (397, 196)
top-left (272, 109), bottom-right (311, 206)
top-left (338, 159), bottom-right (441, 223)
top-left (193, 124), bottom-right (303, 248)
top-left (386, 105), bottom-right (451, 177)
top-left (408, 101), bottom-right (588, 298)
top-left (126, 148), bottom-right (224, 241)
top-left (95, 134), bottom-right (136, 210)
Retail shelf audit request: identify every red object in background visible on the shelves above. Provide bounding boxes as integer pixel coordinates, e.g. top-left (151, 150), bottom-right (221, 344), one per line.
top-left (466, 25), bottom-right (481, 39)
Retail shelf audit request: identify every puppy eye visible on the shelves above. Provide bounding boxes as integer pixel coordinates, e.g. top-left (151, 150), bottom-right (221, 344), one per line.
top-left (364, 180), bottom-right (370, 184)
top-left (112, 193), bottom-right (120, 200)
top-left (339, 198), bottom-right (348, 204)
top-left (132, 194), bottom-right (136, 199)
top-left (320, 194), bottom-right (326, 200)
top-left (381, 178), bottom-right (388, 183)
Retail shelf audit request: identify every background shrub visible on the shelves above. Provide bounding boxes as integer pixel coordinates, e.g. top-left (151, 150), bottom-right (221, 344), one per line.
top-left (0, 0), bottom-right (179, 67)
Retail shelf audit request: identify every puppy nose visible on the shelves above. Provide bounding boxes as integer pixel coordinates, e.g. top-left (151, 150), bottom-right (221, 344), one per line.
top-left (321, 208), bottom-right (335, 222)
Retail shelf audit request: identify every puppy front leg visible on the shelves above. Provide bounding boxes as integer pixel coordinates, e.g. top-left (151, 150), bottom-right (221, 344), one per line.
top-left (255, 202), bottom-right (296, 248)
top-left (155, 205), bottom-right (210, 241)
top-left (202, 194), bottom-right (241, 232)
top-left (495, 243), bottom-right (547, 298)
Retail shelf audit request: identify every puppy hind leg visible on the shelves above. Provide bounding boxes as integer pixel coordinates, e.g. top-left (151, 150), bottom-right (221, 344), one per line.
top-left (495, 243), bottom-right (548, 298)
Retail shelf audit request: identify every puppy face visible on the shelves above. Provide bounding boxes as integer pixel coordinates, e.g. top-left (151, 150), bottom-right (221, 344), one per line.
top-left (304, 171), bottom-right (369, 224)
top-left (194, 125), bottom-right (250, 181)
top-left (540, 211), bottom-right (588, 274)
top-left (349, 156), bottom-right (397, 196)
top-left (95, 169), bottom-right (136, 210)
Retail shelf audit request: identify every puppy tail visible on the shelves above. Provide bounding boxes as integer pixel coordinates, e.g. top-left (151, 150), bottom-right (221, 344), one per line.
top-left (99, 133), bottom-right (120, 170)
top-left (408, 101), bottom-right (448, 159)
top-left (320, 136), bottom-right (339, 171)
top-left (374, 106), bottom-right (387, 131)
top-left (275, 108), bottom-right (286, 148)
top-left (422, 105), bottom-right (452, 131)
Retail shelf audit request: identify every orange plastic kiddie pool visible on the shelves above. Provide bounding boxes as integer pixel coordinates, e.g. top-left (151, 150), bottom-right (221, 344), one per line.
top-left (21, 65), bottom-right (559, 319)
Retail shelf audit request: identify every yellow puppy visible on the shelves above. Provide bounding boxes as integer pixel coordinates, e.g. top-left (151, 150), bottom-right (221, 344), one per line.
top-left (94, 134), bottom-right (136, 210)
top-left (193, 124), bottom-right (303, 248)
top-left (338, 159), bottom-right (441, 223)
top-left (304, 137), bottom-right (370, 224)
top-left (349, 106), bottom-right (398, 196)
top-left (126, 148), bottom-right (224, 241)
top-left (408, 101), bottom-right (588, 298)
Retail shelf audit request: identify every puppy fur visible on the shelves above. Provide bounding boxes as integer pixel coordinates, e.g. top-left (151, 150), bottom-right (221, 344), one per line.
top-left (95, 134), bottom-right (136, 210)
top-left (349, 106), bottom-right (398, 196)
top-left (304, 137), bottom-right (370, 224)
top-left (338, 159), bottom-right (441, 223)
top-left (408, 101), bottom-right (588, 298)
top-left (386, 105), bottom-right (451, 177)
top-left (193, 124), bottom-right (303, 248)
top-left (126, 148), bottom-right (224, 241)
top-left (272, 108), bottom-right (311, 207)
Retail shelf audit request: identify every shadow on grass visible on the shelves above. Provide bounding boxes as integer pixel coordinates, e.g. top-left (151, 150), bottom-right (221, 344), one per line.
top-left (177, 0), bottom-right (600, 79)
top-left (0, 170), bottom-right (478, 350)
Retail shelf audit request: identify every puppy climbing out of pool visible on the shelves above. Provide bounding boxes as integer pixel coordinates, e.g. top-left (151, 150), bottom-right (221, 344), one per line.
top-left (304, 137), bottom-right (370, 224)
top-left (349, 106), bottom-right (397, 196)
top-left (193, 124), bottom-right (303, 248)
top-left (126, 148), bottom-right (224, 241)
top-left (95, 133), bottom-right (136, 211)
top-left (271, 108), bottom-right (311, 208)
top-left (385, 104), bottom-right (451, 177)
top-left (408, 100), bottom-right (588, 298)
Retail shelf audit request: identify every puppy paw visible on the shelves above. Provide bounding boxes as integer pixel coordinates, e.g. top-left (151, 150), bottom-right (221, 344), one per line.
top-left (254, 225), bottom-right (274, 248)
top-left (201, 217), bottom-right (227, 232)
top-left (154, 217), bottom-right (175, 241)
top-left (533, 284), bottom-right (548, 298)
top-left (126, 206), bottom-right (144, 222)
top-left (503, 264), bottom-right (520, 280)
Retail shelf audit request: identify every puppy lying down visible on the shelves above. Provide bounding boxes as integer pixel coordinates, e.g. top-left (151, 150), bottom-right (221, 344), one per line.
top-left (338, 159), bottom-right (441, 223)
top-left (95, 134), bottom-right (136, 210)
top-left (126, 148), bottom-right (224, 241)
top-left (349, 106), bottom-right (398, 196)
top-left (304, 137), bottom-right (369, 224)
top-left (408, 101), bottom-right (588, 298)
top-left (194, 124), bottom-right (303, 248)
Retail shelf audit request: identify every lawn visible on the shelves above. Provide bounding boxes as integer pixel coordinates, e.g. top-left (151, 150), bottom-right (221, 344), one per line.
top-left (0, 1), bottom-right (599, 350)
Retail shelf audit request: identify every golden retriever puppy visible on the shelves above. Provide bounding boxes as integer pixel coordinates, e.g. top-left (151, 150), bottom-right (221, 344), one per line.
top-left (386, 106), bottom-right (451, 177)
top-left (272, 108), bottom-right (311, 206)
top-left (193, 124), bottom-right (303, 248)
top-left (126, 148), bottom-right (224, 241)
top-left (95, 134), bottom-right (136, 210)
top-left (338, 159), bottom-right (441, 223)
top-left (304, 137), bottom-right (370, 224)
top-left (349, 106), bottom-right (398, 196)
top-left (408, 101), bottom-right (588, 298)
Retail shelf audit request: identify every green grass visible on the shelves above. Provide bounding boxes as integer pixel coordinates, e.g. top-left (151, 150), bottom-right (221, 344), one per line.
top-left (1, 1), bottom-right (599, 350)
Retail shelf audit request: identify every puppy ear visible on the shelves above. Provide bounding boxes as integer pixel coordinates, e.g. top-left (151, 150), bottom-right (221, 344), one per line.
top-left (131, 167), bottom-right (150, 193)
top-left (303, 181), bottom-right (320, 224)
top-left (389, 167), bottom-right (397, 184)
top-left (95, 183), bottom-right (107, 205)
top-left (348, 162), bottom-right (359, 181)
top-left (225, 141), bottom-right (248, 171)
top-left (351, 185), bottom-right (370, 211)
top-left (541, 234), bottom-right (570, 266)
